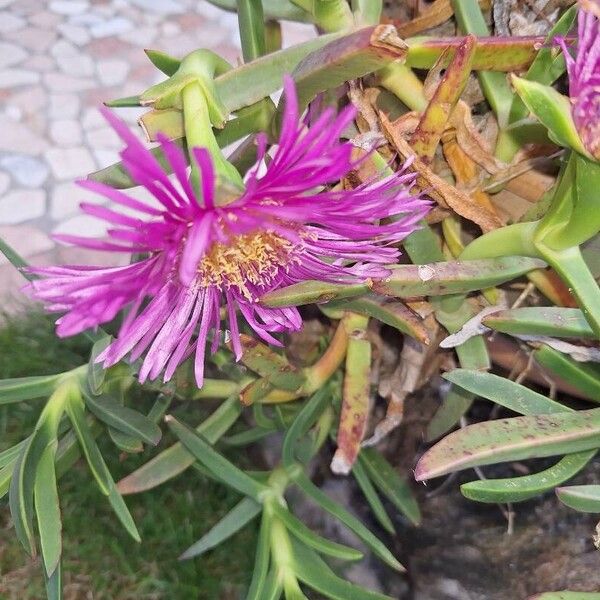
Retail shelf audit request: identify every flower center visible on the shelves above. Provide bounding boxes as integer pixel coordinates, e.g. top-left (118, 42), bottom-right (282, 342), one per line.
top-left (198, 230), bottom-right (300, 300)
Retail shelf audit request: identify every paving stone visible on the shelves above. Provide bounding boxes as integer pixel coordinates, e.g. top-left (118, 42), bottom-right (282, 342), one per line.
top-left (97, 58), bottom-right (129, 86)
top-left (85, 125), bottom-right (121, 149)
top-left (8, 85), bottom-right (47, 115)
top-left (49, 93), bottom-right (80, 119)
top-left (22, 55), bottom-right (56, 72)
top-left (57, 22), bottom-right (90, 46)
top-left (5, 26), bottom-right (56, 52)
top-left (49, 0), bottom-right (89, 16)
top-left (29, 10), bottom-right (62, 28)
top-left (44, 72), bottom-right (95, 93)
top-left (0, 189), bottom-right (46, 224)
top-left (90, 17), bottom-right (133, 38)
top-left (44, 146), bottom-right (96, 180)
top-left (53, 214), bottom-right (108, 237)
top-left (0, 12), bottom-right (25, 33)
top-left (130, 0), bottom-right (184, 13)
top-left (92, 149), bottom-right (119, 170)
top-left (50, 119), bottom-right (83, 146)
top-left (50, 181), bottom-right (105, 220)
top-left (0, 172), bottom-right (9, 195)
top-left (0, 116), bottom-right (48, 154)
top-left (0, 42), bottom-right (27, 69)
top-left (121, 25), bottom-right (157, 46)
top-left (0, 155), bottom-right (49, 188)
top-left (0, 69), bottom-right (40, 88)
top-left (0, 225), bottom-right (54, 266)
top-left (81, 107), bottom-right (105, 130)
top-left (57, 52), bottom-right (95, 77)
top-left (51, 39), bottom-right (95, 77)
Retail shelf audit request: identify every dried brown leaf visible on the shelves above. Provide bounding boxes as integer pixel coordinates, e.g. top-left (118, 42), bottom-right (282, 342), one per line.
top-left (380, 112), bottom-right (503, 232)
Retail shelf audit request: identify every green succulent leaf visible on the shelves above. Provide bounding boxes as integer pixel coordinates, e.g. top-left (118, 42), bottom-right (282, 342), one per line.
top-left (294, 472), bottom-right (404, 572)
top-left (358, 449), bottom-right (421, 525)
top-left (0, 374), bottom-right (61, 405)
top-left (426, 384), bottom-right (474, 441)
top-left (108, 427), bottom-right (144, 454)
top-left (166, 415), bottom-right (267, 500)
top-left (271, 502), bottom-right (363, 561)
top-left (416, 407), bottom-right (600, 480)
top-left (483, 307), bottom-right (595, 339)
top-left (180, 497), bottom-right (261, 560)
top-left (443, 369), bottom-right (570, 415)
top-left (87, 336), bottom-right (111, 395)
top-left (246, 512), bottom-right (272, 600)
top-left (462, 450), bottom-right (597, 503)
top-left (511, 76), bottom-right (589, 157)
top-left (352, 459), bottom-right (395, 534)
top-left (82, 386), bottom-right (161, 446)
top-left (34, 442), bottom-right (62, 577)
top-left (556, 485), bottom-right (600, 513)
top-left (44, 561), bottom-right (62, 600)
top-left (117, 395), bottom-right (241, 495)
top-left (530, 593), bottom-right (600, 600)
top-left (291, 539), bottom-right (394, 600)
top-left (533, 345), bottom-right (600, 403)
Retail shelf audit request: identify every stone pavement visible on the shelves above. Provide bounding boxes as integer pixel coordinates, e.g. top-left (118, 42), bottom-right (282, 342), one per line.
top-left (0, 0), bottom-right (313, 312)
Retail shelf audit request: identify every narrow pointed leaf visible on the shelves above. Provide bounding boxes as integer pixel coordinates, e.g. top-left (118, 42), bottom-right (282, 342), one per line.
top-left (534, 345), bottom-right (600, 403)
top-left (65, 394), bottom-right (111, 495)
top-left (483, 307), bottom-right (595, 339)
top-left (556, 485), bottom-right (600, 513)
top-left (294, 472), bottom-right (404, 571)
top-left (444, 369), bottom-right (570, 415)
top-left (117, 395), bottom-right (241, 494)
top-left (462, 450), bottom-right (597, 503)
top-left (416, 407), bottom-right (600, 480)
top-left (352, 459), bottom-right (395, 534)
top-left (108, 427), bottom-right (144, 454)
top-left (180, 497), bottom-right (261, 560)
top-left (282, 388), bottom-right (330, 468)
top-left (511, 76), bottom-right (589, 157)
top-left (426, 385), bottom-right (474, 441)
top-left (82, 387), bottom-right (161, 446)
top-left (271, 503), bottom-right (363, 561)
top-left (34, 443), bottom-right (62, 576)
top-left (166, 415), bottom-right (267, 500)
top-left (87, 336), bottom-right (111, 394)
top-left (0, 374), bottom-right (60, 404)
top-left (291, 540), bottom-right (394, 600)
top-left (106, 485), bottom-right (141, 542)
top-left (0, 439), bottom-right (27, 469)
top-left (358, 449), bottom-right (421, 525)
top-left (10, 429), bottom-right (53, 555)
top-left (45, 561), bottom-right (62, 600)
top-left (246, 512), bottom-right (271, 600)
top-left (144, 48), bottom-right (180, 75)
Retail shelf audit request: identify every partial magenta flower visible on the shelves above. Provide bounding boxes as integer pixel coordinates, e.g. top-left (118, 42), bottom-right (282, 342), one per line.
top-left (27, 76), bottom-right (429, 386)
top-left (556, 0), bottom-right (600, 159)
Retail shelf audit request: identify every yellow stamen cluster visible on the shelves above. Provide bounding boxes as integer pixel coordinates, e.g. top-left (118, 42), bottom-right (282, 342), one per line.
top-left (198, 230), bottom-right (300, 300)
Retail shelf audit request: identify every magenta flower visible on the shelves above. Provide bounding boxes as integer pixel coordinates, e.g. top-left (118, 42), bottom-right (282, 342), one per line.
top-left (556, 0), bottom-right (600, 159)
top-left (27, 76), bottom-right (429, 386)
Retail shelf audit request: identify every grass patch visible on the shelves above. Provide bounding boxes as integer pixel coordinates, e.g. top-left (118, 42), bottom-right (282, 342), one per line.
top-left (0, 309), bottom-right (257, 599)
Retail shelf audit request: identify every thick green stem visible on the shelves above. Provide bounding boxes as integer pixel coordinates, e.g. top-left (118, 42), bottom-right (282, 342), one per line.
top-left (377, 63), bottom-right (428, 113)
top-left (181, 81), bottom-right (243, 194)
